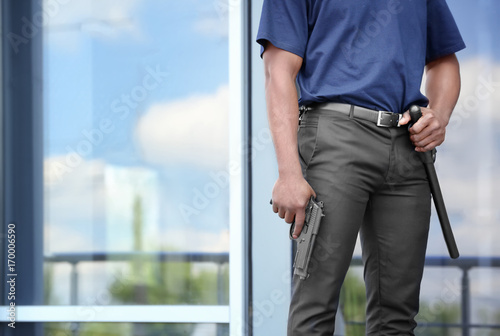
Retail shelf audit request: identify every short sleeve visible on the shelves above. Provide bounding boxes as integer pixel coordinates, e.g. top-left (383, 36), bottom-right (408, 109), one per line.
top-left (426, 0), bottom-right (466, 64)
top-left (256, 0), bottom-right (309, 59)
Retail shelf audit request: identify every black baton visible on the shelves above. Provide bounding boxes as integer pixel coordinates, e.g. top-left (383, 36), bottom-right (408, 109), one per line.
top-left (409, 105), bottom-right (460, 259)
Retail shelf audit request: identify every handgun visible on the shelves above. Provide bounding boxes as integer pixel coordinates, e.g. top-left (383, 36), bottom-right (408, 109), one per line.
top-left (290, 196), bottom-right (325, 280)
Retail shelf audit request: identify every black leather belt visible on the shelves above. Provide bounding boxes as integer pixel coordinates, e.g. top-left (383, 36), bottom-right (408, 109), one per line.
top-left (300, 102), bottom-right (402, 127)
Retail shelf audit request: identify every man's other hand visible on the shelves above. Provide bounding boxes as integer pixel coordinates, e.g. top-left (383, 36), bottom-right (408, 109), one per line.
top-left (399, 107), bottom-right (449, 152)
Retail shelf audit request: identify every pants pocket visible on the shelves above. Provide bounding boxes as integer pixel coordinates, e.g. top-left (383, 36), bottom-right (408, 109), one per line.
top-left (297, 115), bottom-right (321, 170)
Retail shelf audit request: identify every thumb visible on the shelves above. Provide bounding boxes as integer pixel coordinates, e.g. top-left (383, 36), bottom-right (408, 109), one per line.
top-left (398, 111), bottom-right (411, 126)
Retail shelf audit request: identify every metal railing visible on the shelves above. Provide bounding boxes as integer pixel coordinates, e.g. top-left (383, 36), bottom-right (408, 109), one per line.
top-left (45, 251), bottom-right (230, 306)
top-left (44, 253), bottom-right (500, 335)
top-left (349, 255), bottom-right (500, 336)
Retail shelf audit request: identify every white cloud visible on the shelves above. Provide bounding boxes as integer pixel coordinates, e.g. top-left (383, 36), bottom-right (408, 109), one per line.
top-left (193, 16), bottom-right (228, 38)
top-left (44, 222), bottom-right (93, 253)
top-left (135, 85), bottom-right (229, 169)
top-left (44, 0), bottom-right (144, 52)
top-left (44, 156), bottom-right (229, 254)
top-left (158, 228), bottom-right (229, 252)
top-left (44, 157), bottom-right (107, 253)
top-left (44, 0), bottom-right (142, 27)
top-left (44, 158), bottom-right (161, 253)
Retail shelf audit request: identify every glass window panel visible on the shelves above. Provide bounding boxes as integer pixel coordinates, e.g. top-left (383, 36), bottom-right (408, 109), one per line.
top-left (43, 0), bottom-right (229, 306)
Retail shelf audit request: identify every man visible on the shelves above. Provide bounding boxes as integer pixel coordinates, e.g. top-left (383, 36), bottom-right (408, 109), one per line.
top-left (257, 0), bottom-right (465, 335)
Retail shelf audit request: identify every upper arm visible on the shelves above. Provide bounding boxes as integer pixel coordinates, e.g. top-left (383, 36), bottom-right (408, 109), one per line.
top-left (425, 53), bottom-right (459, 74)
top-left (262, 42), bottom-right (303, 82)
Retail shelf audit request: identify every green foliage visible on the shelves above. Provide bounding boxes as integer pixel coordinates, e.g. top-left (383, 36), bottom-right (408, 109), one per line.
top-left (44, 263), bottom-right (58, 305)
top-left (108, 260), bottom-right (229, 305)
top-left (43, 322), bottom-right (202, 336)
top-left (43, 193), bottom-right (230, 336)
top-left (339, 269), bottom-right (366, 336)
top-left (339, 269), bottom-right (466, 336)
top-left (415, 300), bottom-right (460, 336)
top-left (475, 308), bottom-right (500, 336)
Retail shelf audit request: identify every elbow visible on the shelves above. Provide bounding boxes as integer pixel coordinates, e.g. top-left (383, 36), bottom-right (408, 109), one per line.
top-left (264, 65), bottom-right (299, 91)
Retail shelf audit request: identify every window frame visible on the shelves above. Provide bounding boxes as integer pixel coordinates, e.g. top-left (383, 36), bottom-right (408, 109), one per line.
top-left (0, 0), bottom-right (250, 334)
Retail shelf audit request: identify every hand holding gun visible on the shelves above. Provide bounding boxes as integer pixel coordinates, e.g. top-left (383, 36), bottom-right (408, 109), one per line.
top-left (270, 196), bottom-right (325, 280)
top-left (291, 196), bottom-right (325, 279)
top-left (408, 105), bottom-right (460, 259)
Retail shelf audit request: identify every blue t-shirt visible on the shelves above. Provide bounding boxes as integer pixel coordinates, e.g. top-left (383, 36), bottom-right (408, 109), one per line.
top-left (256, 0), bottom-right (466, 113)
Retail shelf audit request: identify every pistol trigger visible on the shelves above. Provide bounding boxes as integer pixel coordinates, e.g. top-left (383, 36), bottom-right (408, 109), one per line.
top-left (305, 205), bottom-right (312, 223)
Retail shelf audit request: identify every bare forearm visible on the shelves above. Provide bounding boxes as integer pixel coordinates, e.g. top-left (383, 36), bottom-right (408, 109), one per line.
top-left (425, 54), bottom-right (461, 125)
top-left (265, 75), bottom-right (302, 178)
top-left (402, 54), bottom-right (462, 151)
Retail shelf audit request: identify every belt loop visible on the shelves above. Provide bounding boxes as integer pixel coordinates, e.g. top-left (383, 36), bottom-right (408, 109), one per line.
top-left (348, 105), bottom-right (354, 119)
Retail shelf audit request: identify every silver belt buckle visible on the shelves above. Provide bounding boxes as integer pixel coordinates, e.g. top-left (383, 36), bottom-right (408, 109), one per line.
top-left (377, 111), bottom-right (402, 127)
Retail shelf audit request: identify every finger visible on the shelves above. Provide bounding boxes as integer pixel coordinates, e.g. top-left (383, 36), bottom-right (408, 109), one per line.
top-left (408, 117), bottom-right (426, 134)
top-left (292, 210), bottom-right (306, 239)
top-left (285, 210), bottom-right (296, 224)
top-left (416, 140), bottom-right (440, 152)
top-left (419, 135), bottom-right (441, 149)
top-left (410, 127), bottom-right (432, 143)
top-left (413, 134), bottom-right (436, 150)
top-left (411, 125), bottom-right (444, 148)
top-left (272, 202), bottom-right (278, 213)
top-left (410, 116), bottom-right (437, 138)
top-left (278, 207), bottom-right (285, 219)
top-left (398, 111), bottom-right (411, 125)
top-left (410, 130), bottom-right (433, 147)
top-left (415, 137), bottom-right (440, 151)
top-left (409, 112), bottom-right (433, 134)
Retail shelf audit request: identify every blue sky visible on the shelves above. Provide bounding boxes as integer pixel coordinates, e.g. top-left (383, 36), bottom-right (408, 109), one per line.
top-left (44, 0), bottom-right (228, 160)
top-left (44, 0), bottom-right (231, 254)
top-left (450, 0), bottom-right (500, 61)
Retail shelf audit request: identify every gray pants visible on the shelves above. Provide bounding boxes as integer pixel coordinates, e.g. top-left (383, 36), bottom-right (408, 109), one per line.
top-left (287, 105), bottom-right (432, 335)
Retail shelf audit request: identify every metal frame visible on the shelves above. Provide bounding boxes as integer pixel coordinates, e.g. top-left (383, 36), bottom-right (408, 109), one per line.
top-left (0, 306), bottom-right (229, 323)
top-left (229, 0), bottom-right (250, 334)
top-left (1, 1), bottom-right (45, 334)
